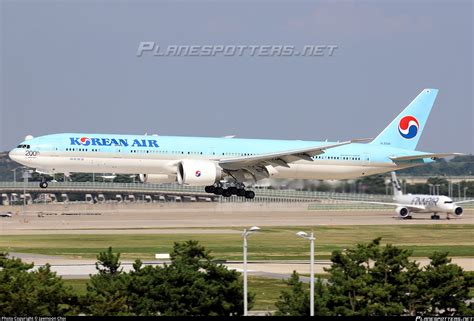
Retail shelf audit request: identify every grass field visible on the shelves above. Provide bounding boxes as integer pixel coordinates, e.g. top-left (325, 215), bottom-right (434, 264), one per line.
top-left (1, 224), bottom-right (473, 260)
top-left (63, 276), bottom-right (286, 311)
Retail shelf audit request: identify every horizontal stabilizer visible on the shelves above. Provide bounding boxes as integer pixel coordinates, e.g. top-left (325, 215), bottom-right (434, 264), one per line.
top-left (389, 153), bottom-right (464, 162)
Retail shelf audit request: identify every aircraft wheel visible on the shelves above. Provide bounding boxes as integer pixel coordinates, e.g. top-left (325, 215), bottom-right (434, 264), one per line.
top-left (237, 189), bottom-right (246, 197)
top-left (205, 186), bottom-right (215, 193)
top-left (244, 190), bottom-right (255, 199)
top-left (222, 189), bottom-right (232, 197)
top-left (39, 182), bottom-right (48, 189)
top-left (228, 187), bottom-right (238, 195)
top-left (214, 187), bottom-right (224, 195)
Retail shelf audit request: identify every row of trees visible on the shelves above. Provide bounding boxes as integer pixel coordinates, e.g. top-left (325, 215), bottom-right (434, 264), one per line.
top-left (0, 239), bottom-right (472, 316)
top-left (0, 241), bottom-right (249, 316)
top-left (276, 238), bottom-right (473, 316)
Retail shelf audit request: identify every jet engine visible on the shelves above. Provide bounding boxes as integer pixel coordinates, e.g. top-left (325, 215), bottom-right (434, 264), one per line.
top-left (177, 160), bottom-right (222, 186)
top-left (452, 206), bottom-right (463, 217)
top-left (395, 206), bottom-right (410, 218)
top-left (139, 174), bottom-right (176, 184)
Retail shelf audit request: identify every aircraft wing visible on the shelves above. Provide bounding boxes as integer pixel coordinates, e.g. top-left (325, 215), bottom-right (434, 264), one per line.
top-left (217, 139), bottom-right (370, 171)
top-left (455, 199), bottom-right (474, 204)
top-left (389, 153), bottom-right (464, 162)
top-left (338, 200), bottom-right (426, 211)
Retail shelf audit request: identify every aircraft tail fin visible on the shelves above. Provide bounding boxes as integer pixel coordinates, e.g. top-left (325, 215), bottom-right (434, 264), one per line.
top-left (370, 89), bottom-right (438, 150)
top-left (391, 172), bottom-right (403, 197)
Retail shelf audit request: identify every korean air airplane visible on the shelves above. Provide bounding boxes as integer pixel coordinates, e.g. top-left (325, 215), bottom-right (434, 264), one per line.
top-left (8, 89), bottom-right (461, 199)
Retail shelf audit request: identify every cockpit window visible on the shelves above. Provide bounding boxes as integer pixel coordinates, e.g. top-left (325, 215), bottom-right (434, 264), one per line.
top-left (444, 201), bottom-right (453, 204)
top-left (16, 144), bottom-right (31, 149)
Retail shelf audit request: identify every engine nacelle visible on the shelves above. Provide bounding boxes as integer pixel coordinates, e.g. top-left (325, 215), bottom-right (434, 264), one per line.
top-left (452, 206), bottom-right (463, 217)
top-left (395, 206), bottom-right (410, 218)
top-left (140, 174), bottom-right (176, 184)
top-left (177, 160), bottom-right (221, 186)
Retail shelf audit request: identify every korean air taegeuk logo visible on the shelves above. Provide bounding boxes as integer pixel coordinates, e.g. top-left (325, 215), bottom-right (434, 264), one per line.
top-left (398, 116), bottom-right (419, 139)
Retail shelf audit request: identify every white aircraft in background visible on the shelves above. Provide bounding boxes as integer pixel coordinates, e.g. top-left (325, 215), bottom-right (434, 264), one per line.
top-left (351, 172), bottom-right (473, 220)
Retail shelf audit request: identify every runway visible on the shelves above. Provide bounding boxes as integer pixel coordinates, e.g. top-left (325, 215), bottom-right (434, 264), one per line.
top-left (1, 203), bottom-right (472, 235)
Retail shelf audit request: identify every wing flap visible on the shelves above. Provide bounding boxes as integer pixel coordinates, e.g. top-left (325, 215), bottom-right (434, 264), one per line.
top-left (390, 153), bottom-right (464, 162)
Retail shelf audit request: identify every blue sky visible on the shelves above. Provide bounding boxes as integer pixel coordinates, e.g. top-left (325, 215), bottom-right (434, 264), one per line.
top-left (1, 0), bottom-right (472, 153)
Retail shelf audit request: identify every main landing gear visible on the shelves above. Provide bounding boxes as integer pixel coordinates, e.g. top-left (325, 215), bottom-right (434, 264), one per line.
top-left (431, 213), bottom-right (441, 220)
top-left (205, 185), bottom-right (255, 199)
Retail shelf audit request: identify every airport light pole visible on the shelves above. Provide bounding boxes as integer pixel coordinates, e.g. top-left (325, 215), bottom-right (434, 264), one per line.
top-left (22, 167), bottom-right (30, 214)
top-left (12, 167), bottom-right (22, 183)
top-left (243, 226), bottom-right (260, 316)
top-left (296, 231), bottom-right (316, 316)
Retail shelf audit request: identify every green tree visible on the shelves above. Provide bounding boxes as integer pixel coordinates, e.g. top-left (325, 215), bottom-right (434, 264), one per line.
top-left (96, 246), bottom-right (123, 275)
top-left (364, 243), bottom-right (411, 315)
top-left (275, 271), bottom-right (334, 316)
top-left (0, 253), bottom-right (77, 316)
top-left (423, 252), bottom-right (474, 316)
top-left (127, 240), bottom-right (251, 316)
top-left (82, 247), bottom-right (130, 316)
top-left (324, 239), bottom-right (379, 315)
top-left (275, 271), bottom-right (310, 316)
top-left (400, 260), bottom-right (429, 316)
top-left (323, 240), bottom-right (473, 316)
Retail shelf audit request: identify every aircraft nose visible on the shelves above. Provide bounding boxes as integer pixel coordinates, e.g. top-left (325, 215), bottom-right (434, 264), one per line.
top-left (8, 149), bottom-right (20, 162)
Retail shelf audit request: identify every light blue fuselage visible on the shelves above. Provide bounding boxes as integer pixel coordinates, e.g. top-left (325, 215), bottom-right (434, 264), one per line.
top-left (9, 133), bottom-right (433, 181)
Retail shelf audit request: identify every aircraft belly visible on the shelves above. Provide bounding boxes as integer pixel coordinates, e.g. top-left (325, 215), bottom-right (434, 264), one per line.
top-left (25, 155), bottom-right (395, 181)
top-left (272, 163), bottom-right (389, 180)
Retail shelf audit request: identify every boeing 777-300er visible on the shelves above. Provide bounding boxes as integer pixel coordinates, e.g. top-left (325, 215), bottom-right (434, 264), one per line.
top-left (346, 172), bottom-right (473, 220)
top-left (9, 89), bottom-right (462, 199)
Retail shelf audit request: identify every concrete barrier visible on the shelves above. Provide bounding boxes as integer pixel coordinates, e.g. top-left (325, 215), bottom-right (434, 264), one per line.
top-left (61, 193), bottom-right (69, 203)
top-left (85, 194), bottom-right (94, 203)
top-left (1, 193), bottom-right (9, 205)
top-left (97, 194), bottom-right (106, 203)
